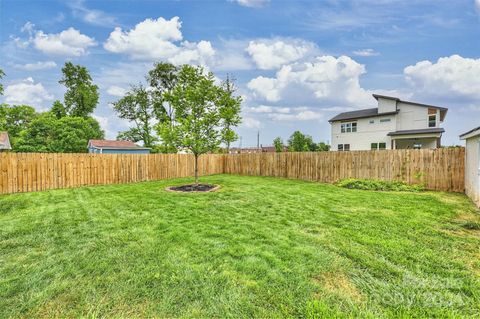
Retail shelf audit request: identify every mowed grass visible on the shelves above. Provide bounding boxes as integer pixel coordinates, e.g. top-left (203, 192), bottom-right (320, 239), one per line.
top-left (1, 175), bottom-right (479, 318)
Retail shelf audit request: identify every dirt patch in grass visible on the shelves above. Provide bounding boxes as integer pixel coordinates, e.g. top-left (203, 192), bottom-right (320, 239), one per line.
top-left (314, 272), bottom-right (364, 302)
top-left (166, 184), bottom-right (219, 192)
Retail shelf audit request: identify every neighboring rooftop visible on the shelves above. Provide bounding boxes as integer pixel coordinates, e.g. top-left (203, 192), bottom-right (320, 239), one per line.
top-left (88, 139), bottom-right (150, 149)
top-left (0, 132), bottom-right (12, 150)
top-left (459, 126), bottom-right (480, 139)
top-left (387, 128), bottom-right (445, 136)
top-left (329, 94), bottom-right (448, 122)
top-left (329, 108), bottom-right (398, 122)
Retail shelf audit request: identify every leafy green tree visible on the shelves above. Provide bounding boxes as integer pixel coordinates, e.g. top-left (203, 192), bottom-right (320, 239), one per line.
top-left (218, 75), bottom-right (242, 153)
top-left (51, 100), bottom-right (67, 119)
top-left (0, 68), bottom-right (5, 95)
top-left (288, 131), bottom-right (317, 152)
top-left (112, 84), bottom-right (157, 148)
top-left (317, 142), bottom-right (330, 151)
top-left (116, 128), bottom-right (143, 143)
top-left (0, 104), bottom-right (38, 148)
top-left (15, 113), bottom-right (104, 153)
top-left (59, 62), bottom-right (99, 117)
top-left (158, 65), bottom-right (242, 184)
top-left (147, 62), bottom-right (179, 152)
top-left (273, 137), bottom-right (284, 152)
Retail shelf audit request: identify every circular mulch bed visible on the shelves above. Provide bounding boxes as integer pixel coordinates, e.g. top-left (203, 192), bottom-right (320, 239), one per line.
top-left (165, 184), bottom-right (220, 193)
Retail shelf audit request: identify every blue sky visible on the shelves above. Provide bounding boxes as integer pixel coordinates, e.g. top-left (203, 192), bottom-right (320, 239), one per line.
top-left (1, 0), bottom-right (479, 147)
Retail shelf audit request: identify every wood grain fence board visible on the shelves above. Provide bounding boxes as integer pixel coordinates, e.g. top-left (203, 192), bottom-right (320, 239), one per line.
top-left (224, 148), bottom-right (465, 193)
top-left (0, 149), bottom-right (465, 194)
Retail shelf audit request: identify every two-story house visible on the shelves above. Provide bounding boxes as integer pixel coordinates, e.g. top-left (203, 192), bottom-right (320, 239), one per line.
top-left (329, 94), bottom-right (447, 151)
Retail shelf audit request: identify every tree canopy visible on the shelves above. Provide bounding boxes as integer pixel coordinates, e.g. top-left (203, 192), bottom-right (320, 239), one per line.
top-left (273, 137), bottom-right (284, 152)
top-left (15, 113), bottom-right (104, 153)
top-left (218, 75), bottom-right (242, 153)
top-left (157, 65), bottom-right (242, 183)
top-left (112, 84), bottom-right (157, 148)
top-left (0, 104), bottom-right (38, 148)
top-left (0, 68), bottom-right (4, 95)
top-left (59, 62), bottom-right (99, 117)
top-left (273, 131), bottom-right (330, 152)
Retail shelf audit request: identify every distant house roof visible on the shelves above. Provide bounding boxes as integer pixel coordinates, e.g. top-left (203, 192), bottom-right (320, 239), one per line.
top-left (88, 139), bottom-right (150, 150)
top-left (459, 126), bottom-right (480, 140)
top-left (387, 128), bottom-right (445, 136)
top-left (329, 108), bottom-right (398, 122)
top-left (0, 132), bottom-right (12, 150)
top-left (329, 94), bottom-right (448, 122)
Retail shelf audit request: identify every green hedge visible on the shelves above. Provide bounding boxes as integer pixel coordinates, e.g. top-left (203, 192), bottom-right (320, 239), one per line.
top-left (336, 178), bottom-right (424, 192)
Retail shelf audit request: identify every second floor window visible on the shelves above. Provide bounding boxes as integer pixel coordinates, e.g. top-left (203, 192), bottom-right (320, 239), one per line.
top-left (428, 108), bottom-right (437, 127)
top-left (341, 122), bottom-right (357, 133)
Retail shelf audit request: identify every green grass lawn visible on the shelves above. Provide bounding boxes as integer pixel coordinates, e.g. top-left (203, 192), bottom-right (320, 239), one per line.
top-left (1, 175), bottom-right (479, 318)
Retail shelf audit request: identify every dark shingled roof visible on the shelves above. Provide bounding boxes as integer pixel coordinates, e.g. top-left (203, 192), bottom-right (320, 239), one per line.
top-left (328, 108), bottom-right (398, 122)
top-left (387, 128), bottom-right (444, 136)
top-left (459, 126), bottom-right (480, 138)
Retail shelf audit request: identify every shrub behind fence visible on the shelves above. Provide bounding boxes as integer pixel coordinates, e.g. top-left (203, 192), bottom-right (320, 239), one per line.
top-left (223, 148), bottom-right (465, 192)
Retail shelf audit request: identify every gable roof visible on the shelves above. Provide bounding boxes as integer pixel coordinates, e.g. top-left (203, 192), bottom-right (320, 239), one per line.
top-left (328, 108), bottom-right (398, 122)
top-left (88, 139), bottom-right (150, 150)
top-left (459, 126), bottom-right (480, 140)
top-left (0, 132), bottom-right (12, 150)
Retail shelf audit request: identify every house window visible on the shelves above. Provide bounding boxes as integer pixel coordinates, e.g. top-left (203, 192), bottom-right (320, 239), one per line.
top-left (341, 122), bottom-right (357, 133)
top-left (369, 120), bottom-right (375, 124)
top-left (428, 115), bottom-right (436, 127)
top-left (371, 142), bottom-right (387, 150)
top-left (380, 118), bottom-right (391, 123)
top-left (338, 144), bottom-right (350, 151)
top-left (413, 143), bottom-right (422, 149)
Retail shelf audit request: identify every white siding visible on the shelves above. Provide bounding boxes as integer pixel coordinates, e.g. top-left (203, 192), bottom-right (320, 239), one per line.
top-left (396, 102), bottom-right (439, 131)
top-left (377, 97), bottom-right (397, 114)
top-left (465, 136), bottom-right (480, 207)
top-left (331, 116), bottom-right (395, 151)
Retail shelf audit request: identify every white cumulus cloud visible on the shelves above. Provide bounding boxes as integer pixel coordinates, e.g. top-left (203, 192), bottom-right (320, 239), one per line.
top-left (404, 55), bottom-right (480, 100)
top-left (232, 0), bottom-right (269, 7)
top-left (246, 39), bottom-right (317, 69)
top-left (106, 85), bottom-right (127, 97)
top-left (31, 27), bottom-right (96, 56)
top-left (104, 17), bottom-right (215, 65)
top-left (242, 117), bottom-right (262, 129)
top-left (247, 55), bottom-right (371, 105)
top-left (13, 61), bottom-right (57, 71)
top-left (352, 48), bottom-right (380, 57)
top-left (4, 78), bottom-right (54, 106)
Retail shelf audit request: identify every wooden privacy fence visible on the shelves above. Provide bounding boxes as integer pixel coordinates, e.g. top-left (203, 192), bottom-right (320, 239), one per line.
top-left (0, 153), bottom-right (224, 195)
top-left (0, 148), bottom-right (465, 194)
top-left (224, 148), bottom-right (465, 192)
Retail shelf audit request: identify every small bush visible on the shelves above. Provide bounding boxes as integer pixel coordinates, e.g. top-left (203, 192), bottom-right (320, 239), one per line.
top-left (336, 178), bottom-right (424, 192)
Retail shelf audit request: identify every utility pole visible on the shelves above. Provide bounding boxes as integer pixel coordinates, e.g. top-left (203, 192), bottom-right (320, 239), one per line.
top-left (257, 131), bottom-right (260, 150)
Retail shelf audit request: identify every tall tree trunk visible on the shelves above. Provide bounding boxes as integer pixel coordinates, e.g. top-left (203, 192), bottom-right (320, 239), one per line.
top-left (194, 153), bottom-right (199, 185)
